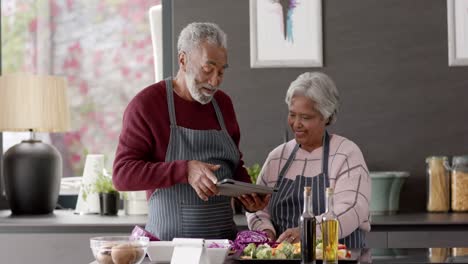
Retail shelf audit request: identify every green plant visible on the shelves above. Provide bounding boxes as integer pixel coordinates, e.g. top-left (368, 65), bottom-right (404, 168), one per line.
top-left (92, 170), bottom-right (117, 194)
top-left (81, 168), bottom-right (117, 201)
top-left (247, 163), bottom-right (262, 184)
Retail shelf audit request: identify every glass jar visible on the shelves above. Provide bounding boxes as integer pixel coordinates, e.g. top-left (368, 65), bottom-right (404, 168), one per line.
top-left (426, 156), bottom-right (450, 212)
top-left (451, 156), bottom-right (468, 212)
top-left (429, 248), bottom-right (449, 262)
top-left (452, 247), bottom-right (468, 257)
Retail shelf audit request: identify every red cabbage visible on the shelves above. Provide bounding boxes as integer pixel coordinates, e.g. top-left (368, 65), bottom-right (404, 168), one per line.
top-left (231, 230), bottom-right (272, 251)
top-left (130, 225), bottom-right (160, 241)
top-left (207, 242), bottom-right (228, 248)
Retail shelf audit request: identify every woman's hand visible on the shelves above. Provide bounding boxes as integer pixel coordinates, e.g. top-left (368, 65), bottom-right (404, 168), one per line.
top-left (277, 227), bottom-right (300, 243)
top-left (263, 229), bottom-right (276, 242)
top-left (236, 193), bottom-right (271, 212)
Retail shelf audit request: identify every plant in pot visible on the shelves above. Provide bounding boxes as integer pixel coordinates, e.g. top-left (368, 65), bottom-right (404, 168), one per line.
top-left (246, 163), bottom-right (261, 184)
top-left (92, 170), bottom-right (120, 216)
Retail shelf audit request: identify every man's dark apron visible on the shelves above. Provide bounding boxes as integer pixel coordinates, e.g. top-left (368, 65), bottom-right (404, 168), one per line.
top-left (269, 132), bottom-right (366, 248)
top-left (146, 78), bottom-right (239, 241)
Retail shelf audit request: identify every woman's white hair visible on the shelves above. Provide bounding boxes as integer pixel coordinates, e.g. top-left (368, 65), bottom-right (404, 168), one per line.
top-left (177, 22), bottom-right (227, 54)
top-left (285, 72), bottom-right (340, 125)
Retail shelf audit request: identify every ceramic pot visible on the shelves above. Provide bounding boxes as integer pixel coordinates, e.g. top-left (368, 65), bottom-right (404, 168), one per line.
top-left (370, 171), bottom-right (409, 215)
top-left (99, 192), bottom-right (119, 216)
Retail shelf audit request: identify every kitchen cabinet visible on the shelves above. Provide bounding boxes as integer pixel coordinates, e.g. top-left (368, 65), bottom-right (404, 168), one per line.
top-left (0, 210), bottom-right (142, 264)
top-left (369, 213), bottom-right (468, 248)
top-left (367, 231), bottom-right (388, 248)
top-left (388, 231), bottom-right (468, 248)
top-left (0, 232), bottom-right (125, 264)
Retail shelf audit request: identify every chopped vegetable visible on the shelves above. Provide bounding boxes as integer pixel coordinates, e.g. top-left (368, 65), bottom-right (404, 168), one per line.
top-left (130, 225), bottom-right (160, 241)
top-left (231, 230), bottom-right (270, 251)
top-left (242, 243), bottom-right (256, 257)
top-left (255, 245), bottom-right (272, 259)
top-left (275, 241), bottom-right (294, 258)
top-left (292, 242), bottom-right (301, 258)
top-left (207, 242), bottom-right (229, 248)
top-left (338, 249), bottom-right (348, 259)
top-left (238, 240), bottom-right (352, 260)
top-left (273, 251), bottom-right (287, 259)
top-left (316, 241), bottom-right (323, 250)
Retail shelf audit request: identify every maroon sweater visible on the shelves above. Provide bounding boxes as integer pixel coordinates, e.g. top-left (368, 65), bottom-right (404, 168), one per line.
top-left (113, 79), bottom-right (251, 199)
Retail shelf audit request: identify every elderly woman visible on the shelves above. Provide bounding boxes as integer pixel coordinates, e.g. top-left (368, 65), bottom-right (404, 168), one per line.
top-left (246, 72), bottom-right (370, 248)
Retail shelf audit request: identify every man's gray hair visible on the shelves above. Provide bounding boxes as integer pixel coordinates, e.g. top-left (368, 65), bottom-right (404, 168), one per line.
top-left (177, 22), bottom-right (227, 54)
top-left (285, 72), bottom-right (340, 125)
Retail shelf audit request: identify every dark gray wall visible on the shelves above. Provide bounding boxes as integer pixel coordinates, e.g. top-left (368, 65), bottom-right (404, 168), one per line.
top-left (0, 0), bottom-right (7, 210)
top-left (172, 0), bottom-right (468, 212)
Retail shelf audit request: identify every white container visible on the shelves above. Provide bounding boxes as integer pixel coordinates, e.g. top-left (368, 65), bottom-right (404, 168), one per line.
top-left (147, 241), bottom-right (174, 263)
top-left (124, 191), bottom-right (148, 215)
top-left (75, 154), bottom-right (105, 214)
top-left (147, 239), bottom-right (230, 264)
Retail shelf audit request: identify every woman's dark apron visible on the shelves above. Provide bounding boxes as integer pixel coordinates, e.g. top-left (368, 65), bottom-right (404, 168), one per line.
top-left (268, 132), bottom-right (365, 248)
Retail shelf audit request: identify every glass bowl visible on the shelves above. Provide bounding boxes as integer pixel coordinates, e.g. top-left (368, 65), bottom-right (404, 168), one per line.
top-left (90, 236), bottom-right (149, 264)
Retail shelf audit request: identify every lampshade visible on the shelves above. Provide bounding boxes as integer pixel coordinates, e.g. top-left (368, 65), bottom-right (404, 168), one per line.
top-left (0, 73), bottom-right (70, 132)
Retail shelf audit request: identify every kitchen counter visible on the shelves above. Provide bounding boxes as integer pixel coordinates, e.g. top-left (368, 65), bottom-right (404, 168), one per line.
top-left (0, 209), bottom-right (248, 233)
top-left (370, 213), bottom-right (468, 230)
top-left (2, 210), bottom-right (468, 263)
top-left (0, 209), bottom-right (147, 233)
top-left (2, 210), bottom-right (468, 233)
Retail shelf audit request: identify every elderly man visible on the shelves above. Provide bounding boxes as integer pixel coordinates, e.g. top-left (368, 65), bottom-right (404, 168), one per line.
top-left (113, 22), bottom-right (269, 240)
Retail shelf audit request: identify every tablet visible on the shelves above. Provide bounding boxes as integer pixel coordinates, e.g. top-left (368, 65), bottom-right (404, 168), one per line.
top-left (216, 179), bottom-right (277, 197)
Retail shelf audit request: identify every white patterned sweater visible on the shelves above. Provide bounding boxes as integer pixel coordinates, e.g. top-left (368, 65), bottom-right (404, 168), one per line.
top-left (246, 134), bottom-right (371, 239)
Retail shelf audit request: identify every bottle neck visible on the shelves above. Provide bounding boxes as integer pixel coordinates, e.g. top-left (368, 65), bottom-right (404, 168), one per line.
top-left (303, 191), bottom-right (313, 215)
top-left (326, 192), bottom-right (334, 213)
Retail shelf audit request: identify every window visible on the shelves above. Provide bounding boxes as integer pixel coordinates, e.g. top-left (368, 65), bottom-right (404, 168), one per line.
top-left (1, 0), bottom-right (159, 177)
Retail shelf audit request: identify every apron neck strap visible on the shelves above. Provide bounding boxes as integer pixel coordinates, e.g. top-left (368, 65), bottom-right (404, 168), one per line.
top-left (277, 144), bottom-right (300, 183)
top-left (211, 98), bottom-right (227, 131)
top-left (165, 78), bottom-right (227, 131)
top-left (277, 131), bottom-right (331, 184)
top-left (322, 131), bottom-right (331, 187)
top-left (165, 78), bottom-right (177, 126)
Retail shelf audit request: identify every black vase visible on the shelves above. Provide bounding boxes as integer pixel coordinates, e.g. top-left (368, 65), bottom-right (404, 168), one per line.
top-left (3, 140), bottom-right (62, 215)
top-left (99, 192), bottom-right (119, 216)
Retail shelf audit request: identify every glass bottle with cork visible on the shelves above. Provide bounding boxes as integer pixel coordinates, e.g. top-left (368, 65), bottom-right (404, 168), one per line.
top-left (300, 186), bottom-right (316, 264)
top-left (322, 187), bottom-right (339, 264)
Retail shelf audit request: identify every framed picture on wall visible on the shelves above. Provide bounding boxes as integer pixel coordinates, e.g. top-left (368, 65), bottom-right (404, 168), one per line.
top-left (249, 0), bottom-right (323, 68)
top-left (447, 0), bottom-right (468, 66)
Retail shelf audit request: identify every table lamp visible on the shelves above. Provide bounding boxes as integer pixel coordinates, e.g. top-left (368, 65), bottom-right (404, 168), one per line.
top-left (0, 74), bottom-right (70, 214)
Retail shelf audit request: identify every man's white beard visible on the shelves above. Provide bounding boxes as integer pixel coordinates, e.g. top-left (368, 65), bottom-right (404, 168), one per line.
top-left (185, 69), bottom-right (218, 105)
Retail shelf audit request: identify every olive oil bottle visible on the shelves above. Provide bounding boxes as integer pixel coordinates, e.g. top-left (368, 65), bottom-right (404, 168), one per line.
top-left (300, 187), bottom-right (316, 264)
top-left (322, 187), bottom-right (339, 264)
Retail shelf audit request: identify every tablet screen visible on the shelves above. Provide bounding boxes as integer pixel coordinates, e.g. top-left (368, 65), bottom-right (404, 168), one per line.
top-left (216, 179), bottom-right (277, 197)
